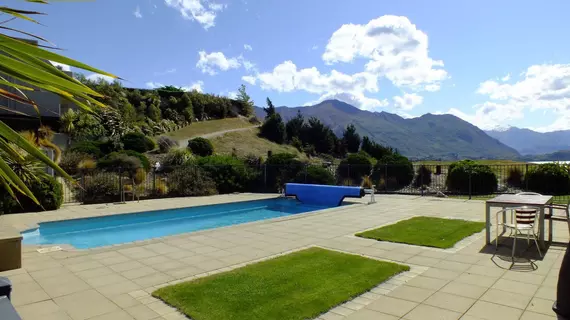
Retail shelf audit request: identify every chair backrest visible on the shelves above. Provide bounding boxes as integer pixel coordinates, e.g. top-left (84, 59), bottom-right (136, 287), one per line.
top-left (516, 192), bottom-right (542, 196)
top-left (514, 207), bottom-right (538, 225)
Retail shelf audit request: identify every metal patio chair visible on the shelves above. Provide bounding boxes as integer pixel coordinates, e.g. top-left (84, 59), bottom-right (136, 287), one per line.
top-left (495, 206), bottom-right (542, 260)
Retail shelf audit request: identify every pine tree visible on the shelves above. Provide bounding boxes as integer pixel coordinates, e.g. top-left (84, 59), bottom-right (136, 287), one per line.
top-left (236, 84), bottom-right (254, 116)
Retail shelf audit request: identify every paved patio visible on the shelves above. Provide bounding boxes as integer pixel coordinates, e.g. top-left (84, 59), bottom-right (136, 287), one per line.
top-left (0, 194), bottom-right (566, 320)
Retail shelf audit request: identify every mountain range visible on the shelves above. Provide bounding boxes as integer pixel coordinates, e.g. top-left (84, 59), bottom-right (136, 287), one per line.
top-left (255, 100), bottom-right (521, 160)
top-left (485, 127), bottom-right (570, 155)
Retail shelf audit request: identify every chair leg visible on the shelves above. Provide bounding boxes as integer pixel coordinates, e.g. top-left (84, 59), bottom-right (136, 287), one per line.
top-left (527, 230), bottom-right (530, 245)
top-left (512, 231), bottom-right (517, 262)
top-left (533, 232), bottom-right (543, 258)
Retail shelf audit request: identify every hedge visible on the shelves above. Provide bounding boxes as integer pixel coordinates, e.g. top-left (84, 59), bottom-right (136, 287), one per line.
top-left (1, 176), bottom-right (63, 214)
top-left (446, 160), bottom-right (498, 194)
top-left (526, 163), bottom-right (570, 195)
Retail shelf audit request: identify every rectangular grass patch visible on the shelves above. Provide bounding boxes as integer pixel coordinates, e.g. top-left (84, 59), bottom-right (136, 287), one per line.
top-left (356, 217), bottom-right (485, 249)
top-left (153, 247), bottom-right (408, 320)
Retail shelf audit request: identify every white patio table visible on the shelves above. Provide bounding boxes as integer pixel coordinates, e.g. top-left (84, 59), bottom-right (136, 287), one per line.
top-left (485, 194), bottom-right (553, 249)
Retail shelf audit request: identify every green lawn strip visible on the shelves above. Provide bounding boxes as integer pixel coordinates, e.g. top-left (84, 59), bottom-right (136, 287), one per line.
top-left (356, 217), bottom-right (485, 249)
top-left (153, 247), bottom-right (408, 320)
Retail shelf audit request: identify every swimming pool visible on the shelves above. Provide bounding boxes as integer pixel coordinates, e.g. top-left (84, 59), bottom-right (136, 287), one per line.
top-left (22, 198), bottom-right (336, 249)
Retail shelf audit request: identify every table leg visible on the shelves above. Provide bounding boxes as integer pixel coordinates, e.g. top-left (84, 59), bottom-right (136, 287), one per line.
top-left (539, 206), bottom-right (545, 249)
top-left (486, 202), bottom-right (491, 245)
top-left (502, 206), bottom-right (507, 234)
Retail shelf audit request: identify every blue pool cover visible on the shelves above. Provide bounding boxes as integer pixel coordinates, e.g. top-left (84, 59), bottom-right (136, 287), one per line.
top-left (285, 183), bottom-right (364, 206)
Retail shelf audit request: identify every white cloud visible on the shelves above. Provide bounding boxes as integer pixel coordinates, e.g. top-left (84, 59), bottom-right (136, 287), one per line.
top-left (393, 93), bottom-right (423, 110)
top-left (196, 51), bottom-right (241, 75)
top-left (146, 82), bottom-right (164, 89)
top-left (164, 0), bottom-right (225, 29)
top-left (147, 81), bottom-right (204, 92)
top-left (443, 102), bottom-right (525, 130)
top-left (311, 45), bottom-right (318, 51)
top-left (501, 73), bottom-right (510, 82)
top-left (254, 60), bottom-right (378, 95)
top-left (242, 75), bottom-right (256, 85)
top-left (86, 74), bottom-right (114, 83)
top-left (244, 44), bottom-right (253, 51)
top-left (134, 5), bottom-right (143, 18)
top-left (220, 90), bottom-right (238, 99)
top-left (322, 15), bottom-right (448, 91)
top-left (182, 81), bottom-right (204, 92)
top-left (50, 61), bottom-right (70, 72)
top-left (242, 60), bottom-right (256, 72)
top-left (460, 64), bottom-right (570, 131)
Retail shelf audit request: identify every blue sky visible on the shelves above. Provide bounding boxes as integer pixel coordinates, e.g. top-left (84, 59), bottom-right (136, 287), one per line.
top-left (14, 0), bottom-right (570, 132)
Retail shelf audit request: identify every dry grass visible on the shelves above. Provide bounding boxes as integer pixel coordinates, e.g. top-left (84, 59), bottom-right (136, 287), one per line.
top-left (165, 118), bottom-right (254, 140)
top-left (210, 128), bottom-right (308, 160)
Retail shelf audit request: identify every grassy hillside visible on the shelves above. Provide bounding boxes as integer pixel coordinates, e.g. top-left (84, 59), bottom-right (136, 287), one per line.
top-left (165, 118), bottom-right (255, 140)
top-left (210, 128), bottom-right (308, 160)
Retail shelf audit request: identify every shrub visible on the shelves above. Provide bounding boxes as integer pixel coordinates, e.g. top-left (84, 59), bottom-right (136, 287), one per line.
top-left (259, 114), bottom-right (286, 144)
top-left (122, 132), bottom-right (156, 153)
top-left (166, 166), bottom-right (217, 197)
top-left (68, 141), bottom-right (103, 158)
top-left (81, 173), bottom-right (120, 204)
top-left (242, 153), bottom-right (262, 167)
top-left (162, 148), bottom-right (193, 169)
top-left (505, 167), bottom-right (524, 188)
top-left (155, 179), bottom-right (168, 196)
top-left (196, 155), bottom-right (258, 194)
top-left (413, 165), bottom-right (432, 188)
top-left (371, 154), bottom-right (414, 191)
top-left (187, 137), bottom-right (214, 157)
top-left (97, 152), bottom-right (142, 174)
top-left (294, 166), bottom-right (335, 185)
top-left (1, 176), bottom-right (63, 214)
top-left (526, 163), bottom-right (570, 195)
top-left (337, 153), bottom-right (372, 183)
top-left (446, 160), bottom-right (498, 194)
top-left (265, 153), bottom-right (304, 191)
top-left (60, 151), bottom-right (92, 176)
top-left (78, 158), bottom-right (97, 173)
top-left (157, 136), bottom-right (178, 153)
top-left (121, 150), bottom-right (151, 172)
top-left (291, 137), bottom-right (303, 152)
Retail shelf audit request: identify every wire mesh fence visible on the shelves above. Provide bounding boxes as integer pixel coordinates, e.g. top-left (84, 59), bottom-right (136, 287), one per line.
top-left (59, 163), bottom-right (570, 205)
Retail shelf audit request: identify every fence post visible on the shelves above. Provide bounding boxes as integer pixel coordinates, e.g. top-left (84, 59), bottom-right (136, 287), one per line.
top-left (384, 164), bottom-right (388, 192)
top-left (420, 166), bottom-right (424, 197)
top-left (152, 167), bottom-right (156, 196)
top-left (80, 171), bottom-right (86, 204)
top-left (525, 163), bottom-right (529, 191)
top-left (468, 168), bottom-right (472, 200)
top-left (118, 167), bottom-right (124, 203)
top-left (263, 164), bottom-right (267, 191)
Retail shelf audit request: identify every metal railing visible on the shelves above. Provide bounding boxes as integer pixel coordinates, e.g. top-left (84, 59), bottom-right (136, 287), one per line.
top-left (59, 163), bottom-right (570, 205)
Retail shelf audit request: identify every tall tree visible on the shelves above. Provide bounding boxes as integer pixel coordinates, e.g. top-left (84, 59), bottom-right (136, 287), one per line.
top-left (260, 98), bottom-right (285, 144)
top-left (285, 110), bottom-right (304, 142)
top-left (263, 97), bottom-right (276, 119)
top-left (301, 117), bottom-right (336, 155)
top-left (236, 84), bottom-right (254, 116)
top-left (361, 136), bottom-right (392, 160)
top-left (343, 124), bottom-right (361, 153)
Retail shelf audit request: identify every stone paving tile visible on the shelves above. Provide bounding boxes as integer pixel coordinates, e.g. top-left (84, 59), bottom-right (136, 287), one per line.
top-left (125, 304), bottom-right (160, 320)
top-left (365, 296), bottom-right (418, 317)
top-left (440, 281), bottom-right (488, 299)
top-left (421, 268), bottom-right (461, 281)
top-left (53, 289), bottom-right (119, 320)
top-left (423, 291), bottom-right (476, 313)
top-left (526, 297), bottom-right (557, 316)
top-left (465, 300), bottom-right (523, 320)
top-left (387, 285), bottom-right (435, 303)
top-left (501, 270), bottom-right (546, 285)
top-left (403, 304), bottom-right (462, 320)
top-left (535, 285), bottom-right (557, 300)
top-left (89, 310), bottom-right (135, 320)
top-left (345, 308), bottom-right (399, 319)
top-left (456, 273), bottom-right (499, 288)
top-left (405, 275), bottom-right (449, 291)
top-left (491, 279), bottom-right (539, 296)
top-left (16, 300), bottom-right (61, 319)
top-left (519, 310), bottom-right (557, 320)
top-left (479, 288), bottom-right (532, 310)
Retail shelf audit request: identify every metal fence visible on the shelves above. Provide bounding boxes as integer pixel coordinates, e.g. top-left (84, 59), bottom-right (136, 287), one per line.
top-left (59, 163), bottom-right (570, 205)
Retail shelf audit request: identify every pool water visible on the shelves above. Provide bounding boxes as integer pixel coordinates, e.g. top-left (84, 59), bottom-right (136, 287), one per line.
top-left (22, 198), bottom-right (335, 249)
